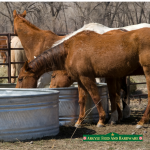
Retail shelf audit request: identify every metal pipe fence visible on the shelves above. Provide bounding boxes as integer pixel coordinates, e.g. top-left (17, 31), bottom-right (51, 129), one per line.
top-left (127, 76), bottom-right (147, 105)
top-left (0, 32), bottom-right (67, 83)
top-left (0, 33), bottom-right (24, 83)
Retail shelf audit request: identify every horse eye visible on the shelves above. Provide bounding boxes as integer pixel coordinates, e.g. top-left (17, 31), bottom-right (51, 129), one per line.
top-left (51, 75), bottom-right (56, 78)
top-left (18, 78), bottom-right (23, 82)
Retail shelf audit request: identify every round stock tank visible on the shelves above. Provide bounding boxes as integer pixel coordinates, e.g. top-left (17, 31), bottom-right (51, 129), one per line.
top-left (49, 82), bottom-right (109, 126)
top-left (71, 83), bottom-right (109, 123)
top-left (0, 83), bottom-right (16, 88)
top-left (48, 87), bottom-right (79, 126)
top-left (0, 88), bottom-right (59, 142)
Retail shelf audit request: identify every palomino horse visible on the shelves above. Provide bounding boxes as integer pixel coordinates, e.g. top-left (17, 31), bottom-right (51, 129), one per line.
top-left (11, 36), bottom-right (27, 83)
top-left (16, 28), bottom-right (150, 129)
top-left (13, 10), bottom-right (66, 85)
top-left (0, 37), bottom-right (7, 66)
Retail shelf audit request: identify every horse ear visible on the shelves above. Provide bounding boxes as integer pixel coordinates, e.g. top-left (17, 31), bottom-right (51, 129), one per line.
top-left (22, 10), bottom-right (26, 18)
top-left (13, 10), bottom-right (17, 18)
top-left (23, 61), bottom-right (29, 71)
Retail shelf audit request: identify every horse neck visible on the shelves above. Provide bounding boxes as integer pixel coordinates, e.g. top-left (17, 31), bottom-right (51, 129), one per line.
top-left (15, 19), bottom-right (61, 61)
top-left (28, 43), bottom-right (67, 78)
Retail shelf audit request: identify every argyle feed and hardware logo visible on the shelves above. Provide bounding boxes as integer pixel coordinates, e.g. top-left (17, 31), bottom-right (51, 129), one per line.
top-left (83, 132), bottom-right (143, 141)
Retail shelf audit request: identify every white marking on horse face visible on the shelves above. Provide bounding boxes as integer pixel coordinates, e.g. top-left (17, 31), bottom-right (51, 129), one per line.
top-left (34, 56), bottom-right (36, 59)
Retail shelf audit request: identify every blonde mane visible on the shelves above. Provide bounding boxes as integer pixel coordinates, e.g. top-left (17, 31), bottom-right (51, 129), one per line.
top-left (52, 23), bottom-right (118, 48)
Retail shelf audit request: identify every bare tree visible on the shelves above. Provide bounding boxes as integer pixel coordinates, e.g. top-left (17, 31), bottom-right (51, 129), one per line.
top-left (0, 2), bottom-right (150, 34)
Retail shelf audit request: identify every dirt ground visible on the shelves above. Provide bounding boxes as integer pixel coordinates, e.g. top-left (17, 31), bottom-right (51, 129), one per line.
top-left (0, 98), bottom-right (149, 150)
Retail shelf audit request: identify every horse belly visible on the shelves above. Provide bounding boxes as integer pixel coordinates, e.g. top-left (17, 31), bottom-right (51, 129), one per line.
top-left (92, 51), bottom-right (140, 78)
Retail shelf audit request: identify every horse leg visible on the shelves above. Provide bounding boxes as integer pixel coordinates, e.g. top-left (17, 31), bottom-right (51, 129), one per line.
top-left (1, 52), bottom-right (5, 67)
top-left (11, 64), bottom-right (16, 83)
top-left (116, 78), bottom-right (123, 121)
top-left (136, 66), bottom-right (150, 128)
top-left (11, 50), bottom-right (16, 83)
top-left (3, 53), bottom-right (6, 64)
top-left (106, 78), bottom-right (118, 124)
top-left (75, 81), bottom-right (88, 127)
top-left (79, 76), bottom-right (106, 127)
top-left (121, 77), bottom-right (131, 118)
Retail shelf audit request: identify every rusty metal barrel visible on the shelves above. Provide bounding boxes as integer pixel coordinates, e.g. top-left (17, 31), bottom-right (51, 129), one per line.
top-left (0, 88), bottom-right (59, 142)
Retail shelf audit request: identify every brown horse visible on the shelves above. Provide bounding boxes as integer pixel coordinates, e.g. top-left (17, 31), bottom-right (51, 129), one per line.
top-left (50, 70), bottom-right (131, 121)
top-left (13, 10), bottom-right (66, 86)
top-left (50, 29), bottom-right (131, 123)
top-left (50, 70), bottom-right (75, 88)
top-left (0, 37), bottom-right (7, 66)
top-left (16, 28), bottom-right (150, 128)
top-left (13, 10), bottom-right (129, 125)
top-left (13, 10), bottom-right (66, 62)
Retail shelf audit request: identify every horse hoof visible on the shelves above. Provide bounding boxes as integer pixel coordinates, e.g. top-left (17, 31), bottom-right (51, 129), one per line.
top-left (74, 123), bottom-right (81, 128)
top-left (108, 120), bottom-right (116, 125)
top-left (97, 123), bottom-right (105, 127)
top-left (123, 105), bottom-right (131, 118)
top-left (136, 124), bottom-right (143, 129)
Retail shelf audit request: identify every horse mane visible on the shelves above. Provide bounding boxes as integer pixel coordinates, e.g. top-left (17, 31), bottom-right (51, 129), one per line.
top-left (17, 15), bottom-right (57, 35)
top-left (119, 29), bottom-right (128, 32)
top-left (52, 23), bottom-right (115, 48)
top-left (28, 43), bottom-right (66, 74)
top-left (17, 15), bottom-right (40, 31)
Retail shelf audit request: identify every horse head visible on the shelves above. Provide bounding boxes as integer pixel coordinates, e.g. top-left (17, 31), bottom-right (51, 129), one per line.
top-left (16, 61), bottom-right (38, 88)
top-left (13, 10), bottom-right (27, 35)
top-left (50, 70), bottom-right (74, 88)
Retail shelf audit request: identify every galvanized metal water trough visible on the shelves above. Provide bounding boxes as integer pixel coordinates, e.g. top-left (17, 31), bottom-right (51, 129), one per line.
top-left (0, 88), bottom-right (59, 142)
top-left (49, 82), bottom-right (109, 126)
top-left (0, 83), bottom-right (108, 127)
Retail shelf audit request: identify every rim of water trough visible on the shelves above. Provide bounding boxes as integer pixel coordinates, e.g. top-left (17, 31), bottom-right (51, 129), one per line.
top-left (0, 88), bottom-right (60, 98)
top-left (72, 82), bottom-right (107, 86)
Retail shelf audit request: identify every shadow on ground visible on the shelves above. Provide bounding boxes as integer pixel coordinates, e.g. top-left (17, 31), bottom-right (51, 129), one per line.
top-left (16, 110), bottom-right (149, 143)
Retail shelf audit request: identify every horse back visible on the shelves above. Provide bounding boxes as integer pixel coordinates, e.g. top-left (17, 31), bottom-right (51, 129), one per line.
top-left (64, 30), bottom-right (144, 78)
